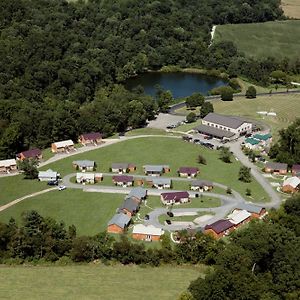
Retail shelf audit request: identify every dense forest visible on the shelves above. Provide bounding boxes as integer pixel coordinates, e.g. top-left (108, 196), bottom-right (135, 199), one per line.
top-left (0, 194), bottom-right (299, 299)
top-left (1, 0), bottom-right (297, 158)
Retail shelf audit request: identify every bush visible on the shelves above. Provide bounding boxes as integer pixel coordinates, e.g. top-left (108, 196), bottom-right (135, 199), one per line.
top-left (245, 86), bottom-right (257, 98)
top-left (197, 154), bottom-right (207, 165)
top-left (246, 188), bottom-right (252, 196)
top-left (220, 86), bottom-right (234, 101)
top-left (186, 112), bottom-right (197, 123)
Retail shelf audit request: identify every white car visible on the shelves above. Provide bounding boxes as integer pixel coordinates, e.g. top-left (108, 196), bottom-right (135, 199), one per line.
top-left (58, 185), bottom-right (66, 191)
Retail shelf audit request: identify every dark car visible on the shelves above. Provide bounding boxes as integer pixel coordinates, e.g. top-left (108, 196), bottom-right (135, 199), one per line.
top-left (165, 220), bottom-right (172, 225)
top-left (145, 214), bottom-right (150, 220)
top-left (47, 180), bottom-right (58, 186)
top-left (245, 133), bottom-right (252, 138)
top-left (167, 211), bottom-right (174, 217)
top-left (193, 139), bottom-right (200, 144)
top-left (204, 135), bottom-right (213, 140)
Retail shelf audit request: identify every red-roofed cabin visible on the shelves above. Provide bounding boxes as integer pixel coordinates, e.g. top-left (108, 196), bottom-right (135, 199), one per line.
top-left (112, 175), bottom-right (134, 187)
top-left (178, 167), bottom-right (199, 178)
top-left (204, 219), bottom-right (234, 239)
top-left (79, 132), bottom-right (102, 146)
top-left (17, 148), bottom-right (42, 161)
top-left (160, 191), bottom-right (190, 205)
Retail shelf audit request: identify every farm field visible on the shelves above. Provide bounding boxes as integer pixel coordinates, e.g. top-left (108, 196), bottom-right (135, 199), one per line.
top-left (0, 265), bottom-right (203, 300)
top-left (281, 0), bottom-right (300, 19)
top-left (41, 137), bottom-right (269, 201)
top-left (214, 20), bottom-right (300, 59)
top-left (0, 190), bottom-right (125, 236)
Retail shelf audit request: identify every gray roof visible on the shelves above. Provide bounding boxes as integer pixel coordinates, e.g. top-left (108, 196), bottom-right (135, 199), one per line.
top-left (235, 203), bottom-right (264, 214)
top-left (119, 197), bottom-right (139, 213)
top-left (144, 165), bottom-right (164, 172)
top-left (151, 177), bottom-right (171, 185)
top-left (38, 169), bottom-right (57, 178)
top-left (203, 113), bottom-right (245, 129)
top-left (195, 124), bottom-right (235, 138)
top-left (108, 213), bottom-right (131, 228)
top-left (265, 162), bottom-right (288, 170)
top-left (191, 180), bottom-right (213, 187)
top-left (73, 160), bottom-right (95, 168)
top-left (128, 187), bottom-right (147, 199)
top-left (112, 163), bottom-right (129, 169)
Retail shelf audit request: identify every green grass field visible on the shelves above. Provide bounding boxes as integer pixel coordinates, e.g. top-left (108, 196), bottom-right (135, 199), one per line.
top-left (213, 93), bottom-right (300, 139)
top-left (0, 190), bottom-right (124, 235)
top-left (0, 175), bottom-right (48, 206)
top-left (175, 93), bottom-right (300, 140)
top-left (40, 137), bottom-right (269, 201)
top-left (214, 20), bottom-right (300, 59)
top-left (0, 264), bottom-right (203, 300)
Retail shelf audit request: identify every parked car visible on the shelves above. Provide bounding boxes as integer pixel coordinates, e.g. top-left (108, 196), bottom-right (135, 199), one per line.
top-left (58, 185), bottom-right (66, 191)
top-left (245, 133), bottom-right (252, 138)
top-left (167, 211), bottom-right (174, 217)
top-left (166, 125), bottom-right (176, 129)
top-left (145, 214), bottom-right (150, 220)
top-left (47, 180), bottom-right (58, 186)
top-left (165, 220), bottom-right (172, 225)
top-left (193, 139), bottom-right (200, 144)
top-left (204, 135), bottom-right (213, 140)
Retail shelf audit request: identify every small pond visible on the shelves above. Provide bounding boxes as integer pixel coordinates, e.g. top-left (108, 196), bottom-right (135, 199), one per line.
top-left (124, 72), bottom-right (227, 98)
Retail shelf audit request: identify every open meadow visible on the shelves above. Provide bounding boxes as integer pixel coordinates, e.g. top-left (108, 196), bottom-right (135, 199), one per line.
top-left (0, 265), bottom-right (203, 300)
top-left (214, 20), bottom-right (300, 59)
top-left (0, 190), bottom-right (125, 236)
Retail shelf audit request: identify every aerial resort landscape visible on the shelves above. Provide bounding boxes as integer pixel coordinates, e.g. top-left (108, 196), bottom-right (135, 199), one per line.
top-left (0, 0), bottom-right (299, 299)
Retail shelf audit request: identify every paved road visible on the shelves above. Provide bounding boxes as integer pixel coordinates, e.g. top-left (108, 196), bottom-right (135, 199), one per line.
top-left (229, 140), bottom-right (282, 208)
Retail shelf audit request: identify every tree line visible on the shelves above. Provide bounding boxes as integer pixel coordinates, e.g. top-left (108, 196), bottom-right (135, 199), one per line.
top-left (0, 0), bottom-right (295, 158)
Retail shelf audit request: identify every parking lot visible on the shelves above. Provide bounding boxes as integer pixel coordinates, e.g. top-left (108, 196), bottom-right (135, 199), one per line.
top-left (147, 113), bottom-right (186, 130)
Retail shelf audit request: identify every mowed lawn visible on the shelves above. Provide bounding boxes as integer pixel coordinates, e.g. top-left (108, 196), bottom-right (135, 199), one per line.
top-left (42, 137), bottom-right (269, 201)
top-left (213, 93), bottom-right (300, 139)
top-left (0, 265), bottom-right (203, 300)
top-left (214, 20), bottom-right (300, 59)
top-left (0, 190), bottom-right (124, 235)
top-left (0, 175), bottom-right (48, 206)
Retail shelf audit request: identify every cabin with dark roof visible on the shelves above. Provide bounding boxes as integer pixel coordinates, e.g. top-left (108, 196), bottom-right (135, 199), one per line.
top-left (118, 197), bottom-right (140, 217)
top-left (112, 175), bottom-right (134, 187)
top-left (204, 219), bottom-right (234, 239)
top-left (178, 167), bottom-right (199, 178)
top-left (79, 132), bottom-right (102, 146)
top-left (17, 148), bottom-right (42, 161)
top-left (160, 191), bottom-right (190, 205)
top-left (264, 162), bottom-right (288, 175)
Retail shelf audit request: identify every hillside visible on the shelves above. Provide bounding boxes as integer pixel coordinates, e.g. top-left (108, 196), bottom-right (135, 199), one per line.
top-left (214, 20), bottom-right (300, 59)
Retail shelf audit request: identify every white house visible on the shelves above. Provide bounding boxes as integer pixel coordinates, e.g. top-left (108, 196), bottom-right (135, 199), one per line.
top-left (38, 169), bottom-right (58, 181)
top-left (132, 224), bottom-right (164, 241)
top-left (150, 177), bottom-right (172, 189)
